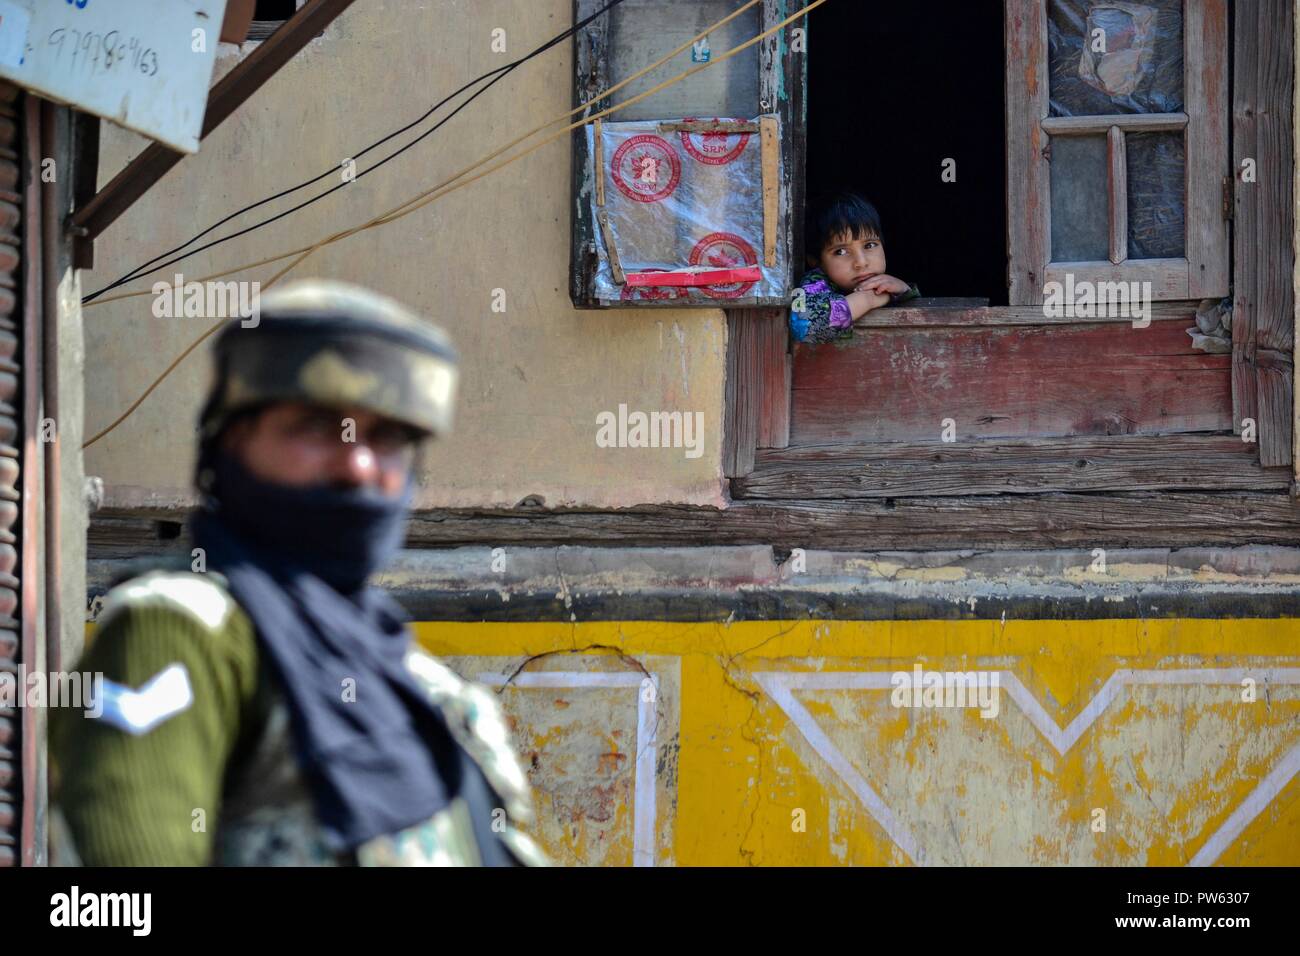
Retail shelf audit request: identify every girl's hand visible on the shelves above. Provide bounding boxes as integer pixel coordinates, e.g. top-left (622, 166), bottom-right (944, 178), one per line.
top-left (846, 288), bottom-right (891, 320)
top-left (855, 274), bottom-right (910, 297)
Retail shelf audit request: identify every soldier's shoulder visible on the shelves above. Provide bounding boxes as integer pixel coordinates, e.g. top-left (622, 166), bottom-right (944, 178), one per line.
top-left (403, 649), bottom-right (533, 822)
top-left (96, 565), bottom-right (244, 637)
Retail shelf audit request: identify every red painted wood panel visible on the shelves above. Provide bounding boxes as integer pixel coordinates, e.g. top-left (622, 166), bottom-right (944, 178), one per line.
top-left (791, 320), bottom-right (1232, 444)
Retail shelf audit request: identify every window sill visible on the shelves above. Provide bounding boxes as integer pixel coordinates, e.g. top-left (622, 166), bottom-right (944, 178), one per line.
top-left (851, 299), bottom-right (1203, 329)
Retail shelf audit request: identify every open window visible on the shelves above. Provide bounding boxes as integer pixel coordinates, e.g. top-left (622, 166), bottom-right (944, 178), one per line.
top-left (725, 0), bottom-right (1295, 502)
top-left (569, 0), bottom-right (807, 308)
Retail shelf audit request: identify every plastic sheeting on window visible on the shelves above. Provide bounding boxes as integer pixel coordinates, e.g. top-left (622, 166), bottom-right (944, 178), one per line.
top-left (1048, 0), bottom-right (1184, 116)
top-left (586, 116), bottom-right (788, 305)
top-left (1126, 131), bottom-right (1186, 259)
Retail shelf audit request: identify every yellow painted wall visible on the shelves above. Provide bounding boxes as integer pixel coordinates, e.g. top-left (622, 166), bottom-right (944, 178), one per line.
top-left (81, 0), bottom-right (728, 510)
top-left (417, 619), bottom-right (1300, 866)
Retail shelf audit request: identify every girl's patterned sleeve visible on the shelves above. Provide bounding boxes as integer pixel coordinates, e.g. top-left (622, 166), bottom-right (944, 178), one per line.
top-left (790, 270), bottom-right (854, 344)
top-left (892, 282), bottom-right (921, 305)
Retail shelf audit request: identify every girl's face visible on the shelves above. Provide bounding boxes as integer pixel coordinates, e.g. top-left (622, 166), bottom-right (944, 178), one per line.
top-left (817, 229), bottom-right (887, 292)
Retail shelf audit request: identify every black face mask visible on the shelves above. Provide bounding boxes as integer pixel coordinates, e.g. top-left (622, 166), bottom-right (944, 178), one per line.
top-left (199, 447), bottom-right (412, 593)
top-left (190, 447), bottom-right (515, 860)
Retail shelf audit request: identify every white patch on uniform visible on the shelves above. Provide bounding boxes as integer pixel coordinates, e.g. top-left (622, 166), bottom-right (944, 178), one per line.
top-left (96, 664), bottom-right (194, 736)
top-left (98, 572), bottom-right (235, 632)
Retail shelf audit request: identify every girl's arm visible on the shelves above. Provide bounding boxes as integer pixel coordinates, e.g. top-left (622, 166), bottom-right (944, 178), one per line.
top-left (790, 276), bottom-right (889, 344)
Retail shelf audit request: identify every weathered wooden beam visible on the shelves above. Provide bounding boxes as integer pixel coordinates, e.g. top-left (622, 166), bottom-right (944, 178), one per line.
top-left (732, 434), bottom-right (1290, 499)
top-left (857, 301), bottom-right (1198, 329)
top-left (69, 0), bottom-right (358, 242)
top-left (90, 490), bottom-right (1300, 553)
top-left (404, 493), bottom-right (1300, 551)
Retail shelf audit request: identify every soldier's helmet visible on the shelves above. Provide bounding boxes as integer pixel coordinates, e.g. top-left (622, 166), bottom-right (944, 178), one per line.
top-left (197, 279), bottom-right (459, 446)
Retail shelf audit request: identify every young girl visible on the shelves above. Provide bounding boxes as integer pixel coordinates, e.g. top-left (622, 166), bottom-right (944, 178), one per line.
top-left (790, 192), bottom-right (920, 344)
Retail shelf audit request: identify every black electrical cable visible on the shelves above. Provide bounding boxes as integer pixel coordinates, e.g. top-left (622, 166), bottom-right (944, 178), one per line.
top-left (83, 0), bottom-right (628, 304)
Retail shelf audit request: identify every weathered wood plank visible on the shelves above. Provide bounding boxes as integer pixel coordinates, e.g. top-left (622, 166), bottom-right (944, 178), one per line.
top-left (1257, 348), bottom-right (1294, 467)
top-left (733, 434), bottom-right (1288, 499)
top-left (724, 309), bottom-right (762, 477)
top-left (90, 491), bottom-right (1300, 553)
top-left (1255, 0), bottom-right (1295, 466)
top-left (1254, 0), bottom-right (1294, 354)
top-left (856, 301), bottom-right (1198, 329)
top-left (1295, 0), bottom-right (1300, 483)
top-left (755, 309), bottom-right (790, 449)
top-left (1232, 0), bottom-right (1259, 436)
top-left (1005, 0), bottom-right (1049, 305)
top-left (400, 493), bottom-right (1300, 550)
top-left (1186, 0), bottom-right (1230, 298)
top-left (791, 319), bottom-right (1232, 444)
top-left (1232, 0), bottom-right (1293, 466)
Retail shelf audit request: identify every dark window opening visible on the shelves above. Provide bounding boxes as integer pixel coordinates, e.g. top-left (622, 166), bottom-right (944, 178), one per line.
top-left (255, 0), bottom-right (298, 18)
top-left (251, 0), bottom-right (297, 41)
top-left (804, 3), bottom-right (1008, 305)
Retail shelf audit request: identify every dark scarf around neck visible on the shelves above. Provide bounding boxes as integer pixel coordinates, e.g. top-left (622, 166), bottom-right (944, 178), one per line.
top-left (189, 449), bottom-right (513, 861)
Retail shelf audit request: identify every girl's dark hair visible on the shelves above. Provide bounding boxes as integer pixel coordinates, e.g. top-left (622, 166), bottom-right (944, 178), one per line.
top-left (805, 192), bottom-right (884, 256)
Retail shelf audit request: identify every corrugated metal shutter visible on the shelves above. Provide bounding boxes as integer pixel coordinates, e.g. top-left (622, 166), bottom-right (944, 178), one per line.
top-left (0, 79), bottom-right (22, 866)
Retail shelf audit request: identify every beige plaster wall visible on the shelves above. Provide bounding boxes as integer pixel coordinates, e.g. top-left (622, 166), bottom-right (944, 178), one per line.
top-left (82, 0), bottom-right (729, 510)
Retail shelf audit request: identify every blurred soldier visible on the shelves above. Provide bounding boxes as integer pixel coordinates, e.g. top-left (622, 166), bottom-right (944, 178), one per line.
top-left (53, 280), bottom-right (546, 866)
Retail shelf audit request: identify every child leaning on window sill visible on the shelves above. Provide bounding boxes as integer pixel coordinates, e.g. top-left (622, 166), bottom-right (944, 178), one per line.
top-left (790, 191), bottom-right (920, 345)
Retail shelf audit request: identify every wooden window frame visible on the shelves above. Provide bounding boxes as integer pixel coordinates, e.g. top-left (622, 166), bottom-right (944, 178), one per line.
top-left (569, 0), bottom-right (807, 309)
top-left (1006, 0), bottom-right (1230, 305)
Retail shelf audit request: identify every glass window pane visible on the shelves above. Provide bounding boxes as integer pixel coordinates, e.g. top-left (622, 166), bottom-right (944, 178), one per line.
top-left (1050, 135), bottom-right (1110, 262)
top-left (1126, 131), bottom-right (1185, 259)
top-left (1049, 0), bottom-right (1184, 116)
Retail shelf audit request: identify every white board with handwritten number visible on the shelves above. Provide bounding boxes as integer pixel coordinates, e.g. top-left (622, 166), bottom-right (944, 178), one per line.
top-left (0, 0), bottom-right (229, 153)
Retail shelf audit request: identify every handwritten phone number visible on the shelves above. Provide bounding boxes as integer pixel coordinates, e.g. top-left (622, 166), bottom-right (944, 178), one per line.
top-left (46, 28), bottom-right (159, 78)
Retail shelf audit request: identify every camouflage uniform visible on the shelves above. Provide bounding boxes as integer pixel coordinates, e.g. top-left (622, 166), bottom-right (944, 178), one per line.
top-left (52, 281), bottom-right (547, 867)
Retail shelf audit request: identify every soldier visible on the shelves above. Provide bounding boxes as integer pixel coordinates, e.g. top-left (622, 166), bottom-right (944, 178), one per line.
top-left (52, 280), bottom-right (547, 866)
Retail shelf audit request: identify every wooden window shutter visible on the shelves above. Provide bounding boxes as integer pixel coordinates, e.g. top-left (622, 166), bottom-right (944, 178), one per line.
top-left (1006, 1), bottom-right (1230, 305)
top-left (570, 0), bottom-right (805, 309)
top-left (1232, 0), bottom-right (1295, 469)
